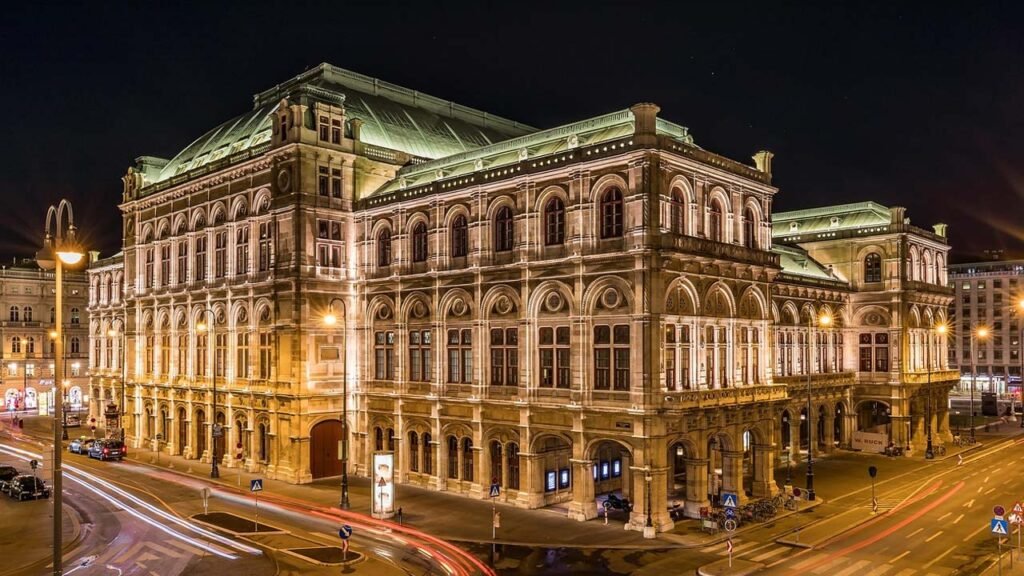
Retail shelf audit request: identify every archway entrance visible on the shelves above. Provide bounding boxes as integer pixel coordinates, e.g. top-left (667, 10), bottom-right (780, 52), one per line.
top-left (534, 435), bottom-right (572, 507)
top-left (310, 419), bottom-right (342, 479)
top-left (834, 403), bottom-right (845, 446)
top-left (214, 412), bottom-right (226, 465)
top-left (195, 409), bottom-right (207, 458)
top-left (857, 400), bottom-right (891, 436)
top-left (799, 407), bottom-right (809, 450)
top-left (780, 410), bottom-right (792, 452)
top-left (741, 430), bottom-right (754, 496)
top-left (817, 408), bottom-right (827, 451)
top-left (177, 407), bottom-right (188, 456)
top-left (590, 440), bottom-right (632, 518)
top-left (667, 441), bottom-right (691, 500)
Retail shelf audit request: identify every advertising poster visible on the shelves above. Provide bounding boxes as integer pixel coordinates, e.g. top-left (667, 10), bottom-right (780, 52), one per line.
top-left (372, 452), bottom-right (395, 518)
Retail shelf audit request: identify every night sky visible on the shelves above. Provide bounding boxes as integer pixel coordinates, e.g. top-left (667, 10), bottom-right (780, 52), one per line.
top-left (2, 2), bottom-right (1022, 262)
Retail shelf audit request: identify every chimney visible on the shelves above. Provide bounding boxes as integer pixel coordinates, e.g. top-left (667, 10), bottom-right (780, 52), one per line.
top-left (350, 118), bottom-right (364, 141)
top-left (932, 223), bottom-right (948, 237)
top-left (889, 206), bottom-right (907, 225)
top-left (630, 103), bottom-right (660, 145)
top-left (752, 150), bottom-right (774, 174)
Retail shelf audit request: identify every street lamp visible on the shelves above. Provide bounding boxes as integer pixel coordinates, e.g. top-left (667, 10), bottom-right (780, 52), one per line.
top-left (197, 308), bottom-right (220, 479)
top-left (323, 298), bottom-right (350, 510)
top-left (925, 322), bottom-right (948, 459)
top-left (805, 309), bottom-right (831, 501)
top-left (36, 199), bottom-right (84, 576)
top-left (644, 467), bottom-right (654, 538)
top-left (970, 326), bottom-right (989, 444)
top-left (108, 328), bottom-right (128, 442)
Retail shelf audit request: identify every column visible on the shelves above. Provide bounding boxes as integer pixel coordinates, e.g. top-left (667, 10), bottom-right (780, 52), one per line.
top-left (789, 417), bottom-right (801, 463)
top-left (520, 453), bottom-right (545, 508)
top-left (721, 450), bottom-right (747, 505)
top-left (683, 458), bottom-right (710, 518)
top-left (751, 444), bottom-right (777, 498)
top-left (568, 459), bottom-right (596, 521)
top-left (823, 412), bottom-right (836, 453)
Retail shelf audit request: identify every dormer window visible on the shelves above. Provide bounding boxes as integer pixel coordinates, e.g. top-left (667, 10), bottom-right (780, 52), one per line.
top-left (830, 216), bottom-right (841, 228)
top-left (789, 222), bottom-right (800, 233)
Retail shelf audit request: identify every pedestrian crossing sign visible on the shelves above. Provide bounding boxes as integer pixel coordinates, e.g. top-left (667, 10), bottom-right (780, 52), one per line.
top-left (490, 483), bottom-right (500, 498)
top-left (722, 493), bottom-right (738, 508)
top-left (250, 479), bottom-right (264, 492)
top-left (992, 518), bottom-right (1009, 535)
top-left (1014, 502), bottom-right (1024, 515)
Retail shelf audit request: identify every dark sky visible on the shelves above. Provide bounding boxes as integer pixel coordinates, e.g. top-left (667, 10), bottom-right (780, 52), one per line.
top-left (3, 1), bottom-right (1023, 262)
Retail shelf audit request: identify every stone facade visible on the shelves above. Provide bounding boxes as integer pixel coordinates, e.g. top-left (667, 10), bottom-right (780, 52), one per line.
top-left (87, 63), bottom-right (957, 534)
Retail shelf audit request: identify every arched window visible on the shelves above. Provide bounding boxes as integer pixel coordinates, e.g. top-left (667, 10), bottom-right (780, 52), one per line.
top-left (708, 199), bottom-right (724, 242)
top-left (462, 437), bottom-right (474, 481)
top-left (600, 188), bottom-right (624, 238)
top-left (377, 230), bottom-right (391, 268)
top-left (423, 432), bottom-right (433, 475)
top-left (11, 336), bottom-right (20, 354)
top-left (375, 426), bottom-right (384, 451)
top-left (494, 206), bottom-right (514, 252)
top-left (447, 436), bottom-right (459, 479)
top-left (544, 198), bottom-right (565, 245)
top-left (258, 422), bottom-right (269, 462)
top-left (8, 306), bottom-right (17, 322)
top-left (507, 442), bottom-right (520, 489)
top-left (670, 189), bottom-right (686, 234)
top-left (71, 337), bottom-right (81, 354)
top-left (412, 222), bottom-right (428, 263)
top-left (490, 441), bottom-right (503, 486)
top-left (451, 215), bottom-right (468, 258)
top-left (864, 253), bottom-right (882, 283)
top-left (742, 207), bottom-right (757, 249)
top-left (22, 307), bottom-right (32, 322)
top-left (409, 431), bottom-right (420, 472)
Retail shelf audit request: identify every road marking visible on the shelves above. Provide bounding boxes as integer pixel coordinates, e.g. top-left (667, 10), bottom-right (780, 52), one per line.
top-left (834, 560), bottom-right (873, 576)
top-left (893, 567), bottom-right (917, 576)
top-left (890, 550), bottom-right (911, 563)
top-left (965, 499), bottom-right (975, 508)
top-left (812, 559), bottom-right (847, 575)
top-left (865, 565), bottom-right (894, 576)
top-left (925, 530), bottom-right (943, 543)
top-left (793, 552), bottom-right (828, 570)
top-left (954, 514), bottom-right (964, 524)
top-left (923, 546), bottom-right (955, 569)
top-left (938, 512), bottom-right (951, 521)
top-left (963, 523), bottom-right (987, 542)
top-left (751, 547), bottom-right (788, 562)
top-left (985, 488), bottom-right (996, 495)
top-left (984, 475), bottom-right (991, 483)
top-left (907, 528), bottom-right (924, 538)
top-left (977, 486), bottom-right (984, 493)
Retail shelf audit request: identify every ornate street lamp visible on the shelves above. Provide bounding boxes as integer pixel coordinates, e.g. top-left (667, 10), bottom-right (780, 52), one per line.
top-left (107, 327), bottom-right (128, 442)
top-left (323, 298), bottom-right (350, 510)
top-left (36, 199), bottom-right (84, 576)
top-left (925, 322), bottom-right (948, 459)
top-left (805, 309), bottom-right (831, 501)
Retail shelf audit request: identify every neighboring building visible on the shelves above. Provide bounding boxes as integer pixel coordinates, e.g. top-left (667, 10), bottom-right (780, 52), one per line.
top-left (948, 259), bottom-right (1024, 392)
top-left (0, 258), bottom-right (90, 419)
top-left (87, 63), bottom-right (957, 534)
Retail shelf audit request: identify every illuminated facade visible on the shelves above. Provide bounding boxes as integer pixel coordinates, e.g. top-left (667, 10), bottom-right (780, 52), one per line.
top-left (0, 259), bottom-right (89, 418)
top-left (88, 64), bottom-right (956, 533)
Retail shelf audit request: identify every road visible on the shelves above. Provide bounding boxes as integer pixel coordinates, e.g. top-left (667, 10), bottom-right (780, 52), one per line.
top-left (1, 419), bottom-right (492, 576)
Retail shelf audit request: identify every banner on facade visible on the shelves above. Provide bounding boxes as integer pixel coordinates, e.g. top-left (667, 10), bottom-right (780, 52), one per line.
top-left (372, 452), bottom-right (395, 518)
top-left (852, 430), bottom-right (888, 453)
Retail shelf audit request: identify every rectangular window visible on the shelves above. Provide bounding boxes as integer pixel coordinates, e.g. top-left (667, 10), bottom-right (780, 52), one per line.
top-left (177, 334), bottom-right (187, 377)
top-left (177, 241), bottom-right (188, 284)
top-left (319, 115), bottom-right (329, 141)
top-left (160, 334), bottom-right (170, 375)
top-left (447, 329), bottom-right (472, 383)
top-left (539, 326), bottom-right (570, 388)
top-left (145, 335), bottom-right (154, 373)
top-left (664, 324), bottom-right (676, 390)
top-left (235, 227), bottom-right (249, 275)
top-left (331, 119), bottom-right (342, 144)
top-left (145, 248), bottom-right (154, 288)
top-left (236, 332), bottom-right (249, 379)
top-left (215, 333), bottom-right (227, 380)
top-left (409, 329), bottom-right (431, 382)
top-left (194, 236), bottom-right (207, 281)
top-left (331, 168), bottom-right (342, 198)
top-left (258, 222), bottom-right (272, 272)
top-left (490, 328), bottom-right (518, 385)
top-left (594, 325), bottom-right (630, 390)
top-left (875, 333), bottom-right (889, 372)
top-left (258, 331), bottom-right (272, 379)
top-left (318, 166), bottom-right (329, 196)
top-left (214, 231), bottom-right (227, 278)
top-left (160, 244), bottom-right (170, 286)
top-left (374, 331), bottom-right (395, 380)
top-left (25, 364), bottom-right (34, 377)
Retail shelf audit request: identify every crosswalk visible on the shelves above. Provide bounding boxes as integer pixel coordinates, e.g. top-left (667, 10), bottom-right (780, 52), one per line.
top-left (707, 538), bottom-right (945, 576)
top-left (98, 538), bottom-right (206, 575)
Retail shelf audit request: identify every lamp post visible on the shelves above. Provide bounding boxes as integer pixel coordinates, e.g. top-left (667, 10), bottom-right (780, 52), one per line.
top-left (970, 326), bottom-right (989, 444)
top-left (644, 467), bottom-right (654, 538)
top-left (925, 323), bottom-right (948, 459)
top-left (323, 298), bottom-right (350, 510)
top-left (49, 330), bottom-right (69, 441)
top-left (197, 308), bottom-right (220, 479)
top-left (108, 328), bottom-right (128, 442)
top-left (805, 309), bottom-right (831, 501)
top-left (36, 199), bottom-right (84, 576)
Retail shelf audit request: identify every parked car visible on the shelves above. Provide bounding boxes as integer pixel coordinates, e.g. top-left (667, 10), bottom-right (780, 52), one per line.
top-left (0, 465), bottom-right (19, 492)
top-left (68, 436), bottom-right (96, 454)
top-left (7, 475), bottom-right (50, 500)
top-left (88, 439), bottom-right (126, 461)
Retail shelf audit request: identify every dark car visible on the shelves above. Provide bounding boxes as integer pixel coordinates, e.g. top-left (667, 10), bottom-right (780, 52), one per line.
top-left (7, 475), bottom-right (50, 500)
top-left (88, 439), bottom-right (126, 461)
top-left (68, 436), bottom-right (96, 454)
top-left (0, 465), bottom-right (18, 492)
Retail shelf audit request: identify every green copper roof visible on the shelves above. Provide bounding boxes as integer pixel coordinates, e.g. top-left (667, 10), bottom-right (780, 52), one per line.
top-left (773, 244), bottom-right (842, 282)
top-left (772, 201), bottom-right (892, 238)
top-left (370, 108), bottom-right (694, 196)
top-left (144, 63), bottom-right (535, 187)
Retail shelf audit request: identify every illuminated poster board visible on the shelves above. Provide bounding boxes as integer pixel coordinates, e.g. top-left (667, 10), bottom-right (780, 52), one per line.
top-left (372, 452), bottom-right (395, 518)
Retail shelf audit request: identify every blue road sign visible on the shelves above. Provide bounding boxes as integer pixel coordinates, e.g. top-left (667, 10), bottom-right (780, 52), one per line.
top-left (992, 518), bottom-right (1009, 536)
top-left (721, 492), bottom-right (739, 509)
top-left (490, 483), bottom-right (500, 498)
top-left (725, 507), bottom-right (736, 519)
top-left (250, 478), bottom-right (264, 492)
top-left (339, 524), bottom-right (353, 540)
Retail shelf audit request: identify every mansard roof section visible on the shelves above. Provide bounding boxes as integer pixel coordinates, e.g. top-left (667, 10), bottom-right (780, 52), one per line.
top-left (368, 108), bottom-right (696, 198)
top-left (137, 63), bottom-right (536, 192)
top-left (773, 244), bottom-right (849, 288)
top-left (88, 251), bottom-right (124, 271)
top-left (772, 201), bottom-right (892, 238)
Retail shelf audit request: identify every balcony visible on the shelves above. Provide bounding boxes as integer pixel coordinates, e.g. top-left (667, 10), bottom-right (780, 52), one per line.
top-left (775, 371), bottom-right (856, 390)
top-left (663, 234), bottom-right (780, 268)
top-left (902, 369), bottom-right (960, 385)
top-left (662, 384), bottom-right (788, 409)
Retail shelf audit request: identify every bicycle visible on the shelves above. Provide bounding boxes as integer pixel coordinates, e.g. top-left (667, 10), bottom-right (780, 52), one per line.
top-left (784, 495), bottom-right (798, 511)
top-left (934, 444), bottom-right (947, 457)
